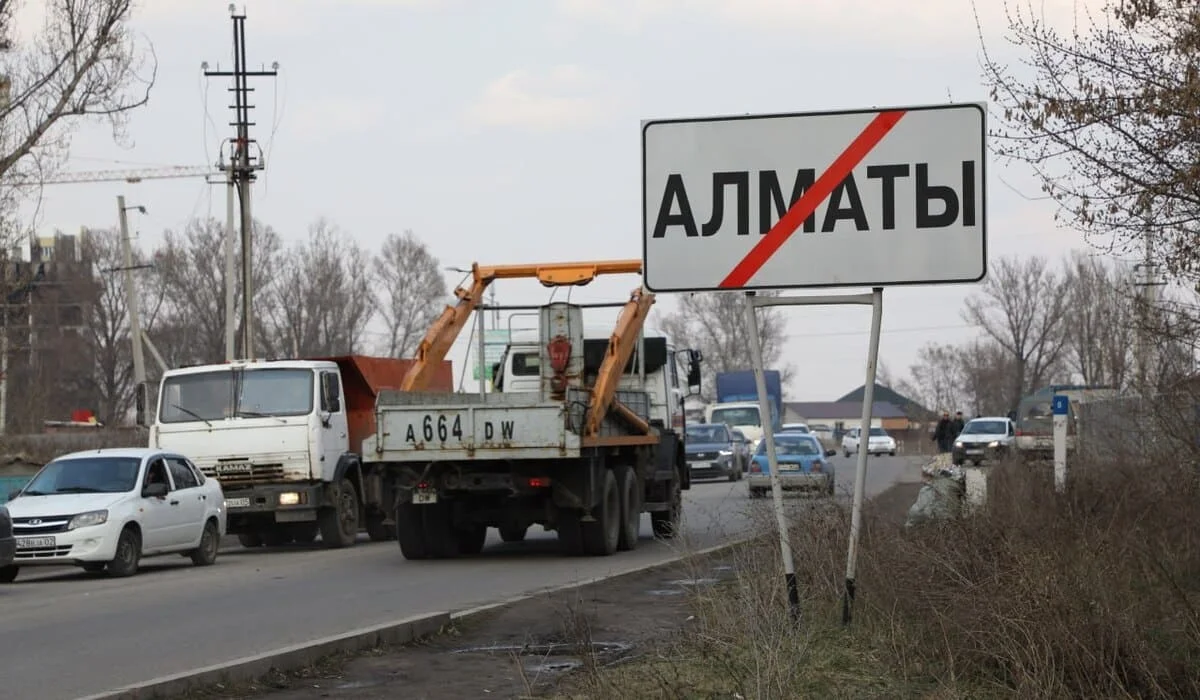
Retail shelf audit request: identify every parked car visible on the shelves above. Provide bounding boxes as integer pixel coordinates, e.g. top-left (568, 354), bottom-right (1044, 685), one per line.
top-left (1, 448), bottom-right (227, 583)
top-left (685, 423), bottom-right (743, 481)
top-left (841, 427), bottom-right (897, 457)
top-left (748, 433), bottom-right (837, 497)
top-left (952, 416), bottom-right (1016, 465)
top-left (730, 429), bottom-right (753, 472)
top-left (0, 505), bottom-right (14, 572)
top-left (780, 423), bottom-right (811, 433)
top-left (807, 424), bottom-right (837, 451)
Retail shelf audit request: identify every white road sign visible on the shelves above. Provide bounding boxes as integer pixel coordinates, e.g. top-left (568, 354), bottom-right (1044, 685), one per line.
top-left (641, 103), bottom-right (987, 293)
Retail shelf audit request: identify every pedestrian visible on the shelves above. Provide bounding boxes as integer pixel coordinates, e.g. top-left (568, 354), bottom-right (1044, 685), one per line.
top-left (932, 411), bottom-right (952, 453)
top-left (951, 411), bottom-right (965, 439)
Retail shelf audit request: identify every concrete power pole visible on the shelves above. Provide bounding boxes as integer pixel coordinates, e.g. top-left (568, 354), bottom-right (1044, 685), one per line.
top-left (204, 7), bottom-right (277, 361)
top-left (117, 196), bottom-right (148, 423)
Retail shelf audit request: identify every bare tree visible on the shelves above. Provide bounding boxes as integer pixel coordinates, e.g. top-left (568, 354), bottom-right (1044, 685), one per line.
top-left (0, 0), bottom-right (155, 245)
top-left (979, 0), bottom-right (1200, 278)
top-left (962, 255), bottom-right (1071, 412)
top-left (266, 218), bottom-right (374, 357)
top-left (659, 291), bottom-right (794, 398)
top-left (371, 230), bottom-right (446, 357)
top-left (149, 216), bottom-right (281, 366)
top-left (1062, 252), bottom-right (1136, 387)
top-left (955, 339), bottom-right (1016, 416)
top-left (897, 342), bottom-right (965, 416)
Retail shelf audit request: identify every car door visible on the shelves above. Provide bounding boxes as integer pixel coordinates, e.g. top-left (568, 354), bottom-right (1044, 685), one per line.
top-left (139, 457), bottom-right (178, 550)
top-left (318, 371), bottom-right (349, 475)
top-left (166, 456), bottom-right (207, 547)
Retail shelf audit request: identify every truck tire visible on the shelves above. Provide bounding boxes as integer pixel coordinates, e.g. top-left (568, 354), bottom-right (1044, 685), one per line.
top-left (615, 464), bottom-right (640, 552)
top-left (651, 467), bottom-right (682, 539)
top-left (395, 502), bottom-right (428, 560)
top-left (421, 502), bottom-right (459, 559)
top-left (319, 478), bottom-right (360, 548)
top-left (366, 511), bottom-right (394, 542)
top-left (499, 525), bottom-right (527, 543)
top-left (581, 468), bottom-right (620, 556)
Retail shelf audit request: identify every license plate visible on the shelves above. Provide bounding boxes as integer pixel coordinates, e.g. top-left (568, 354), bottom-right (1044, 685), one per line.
top-left (778, 464), bottom-right (799, 471)
top-left (225, 498), bottom-right (251, 508)
top-left (688, 461), bottom-right (712, 469)
top-left (966, 449), bottom-right (983, 455)
top-left (17, 536), bottom-right (54, 549)
top-left (413, 491), bottom-right (438, 504)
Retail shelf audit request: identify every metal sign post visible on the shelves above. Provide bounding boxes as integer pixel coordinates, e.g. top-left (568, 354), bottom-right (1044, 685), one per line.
top-left (1052, 394), bottom-right (1068, 492)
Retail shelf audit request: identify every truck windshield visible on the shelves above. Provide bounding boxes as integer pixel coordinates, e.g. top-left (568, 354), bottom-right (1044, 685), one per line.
top-left (158, 368), bottom-right (315, 424)
top-left (710, 407), bottom-right (761, 428)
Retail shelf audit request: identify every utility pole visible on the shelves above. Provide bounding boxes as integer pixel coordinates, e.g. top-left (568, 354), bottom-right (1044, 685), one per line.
top-left (116, 197), bottom-right (150, 424)
top-left (1133, 229), bottom-right (1164, 395)
top-left (224, 178), bottom-right (236, 361)
top-left (204, 7), bottom-right (277, 361)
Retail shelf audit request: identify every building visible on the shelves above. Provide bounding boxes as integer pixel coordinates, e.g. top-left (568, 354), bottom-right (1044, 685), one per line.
top-left (1, 231), bottom-right (97, 433)
top-left (837, 383), bottom-right (934, 426)
top-left (783, 400), bottom-right (910, 434)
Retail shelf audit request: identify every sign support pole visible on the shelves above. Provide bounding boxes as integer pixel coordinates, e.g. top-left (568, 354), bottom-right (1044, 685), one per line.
top-left (842, 287), bottom-right (883, 626)
top-left (1052, 394), bottom-right (1068, 493)
top-left (744, 291), bottom-right (799, 621)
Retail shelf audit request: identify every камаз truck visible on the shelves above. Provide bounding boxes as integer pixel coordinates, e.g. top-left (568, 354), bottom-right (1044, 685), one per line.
top-left (151, 355), bottom-right (453, 548)
top-left (366, 259), bottom-right (702, 558)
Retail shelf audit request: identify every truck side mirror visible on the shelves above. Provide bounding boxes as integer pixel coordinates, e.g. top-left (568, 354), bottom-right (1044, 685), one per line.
top-left (685, 349), bottom-right (702, 393)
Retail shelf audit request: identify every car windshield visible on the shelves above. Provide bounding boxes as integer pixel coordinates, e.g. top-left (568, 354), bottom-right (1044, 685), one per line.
top-left (158, 368), bottom-right (314, 423)
top-left (963, 420), bottom-right (1008, 435)
top-left (709, 406), bottom-right (761, 428)
top-left (686, 425), bottom-right (729, 443)
top-left (869, 428), bottom-right (888, 437)
top-left (757, 435), bottom-right (820, 456)
top-left (22, 457), bottom-right (141, 495)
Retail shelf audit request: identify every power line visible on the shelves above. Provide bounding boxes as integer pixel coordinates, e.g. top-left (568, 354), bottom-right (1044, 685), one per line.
top-left (785, 323), bottom-right (978, 340)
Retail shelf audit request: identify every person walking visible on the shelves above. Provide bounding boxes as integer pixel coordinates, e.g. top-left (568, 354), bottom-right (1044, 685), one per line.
top-left (950, 411), bottom-right (965, 440)
top-left (932, 411), bottom-right (953, 453)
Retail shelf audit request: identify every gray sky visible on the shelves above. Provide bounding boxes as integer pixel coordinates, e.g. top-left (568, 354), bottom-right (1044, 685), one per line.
top-left (14, 0), bottom-right (1112, 402)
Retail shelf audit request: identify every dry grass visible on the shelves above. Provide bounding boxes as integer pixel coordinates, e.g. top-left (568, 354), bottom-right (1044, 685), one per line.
top-left (555, 457), bottom-right (1200, 699)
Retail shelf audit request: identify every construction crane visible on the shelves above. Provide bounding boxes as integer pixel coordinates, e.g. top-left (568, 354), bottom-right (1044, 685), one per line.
top-left (4, 165), bottom-right (226, 188)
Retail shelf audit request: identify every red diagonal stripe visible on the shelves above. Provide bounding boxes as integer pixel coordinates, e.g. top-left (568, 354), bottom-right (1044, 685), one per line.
top-left (719, 110), bottom-right (907, 288)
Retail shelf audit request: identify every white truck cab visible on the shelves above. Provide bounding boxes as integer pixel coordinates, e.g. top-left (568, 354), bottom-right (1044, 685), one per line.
top-left (704, 401), bottom-right (778, 450)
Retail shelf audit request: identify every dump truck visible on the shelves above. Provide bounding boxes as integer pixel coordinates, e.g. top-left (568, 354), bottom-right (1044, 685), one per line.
top-left (364, 258), bottom-right (703, 559)
top-left (150, 355), bottom-right (453, 548)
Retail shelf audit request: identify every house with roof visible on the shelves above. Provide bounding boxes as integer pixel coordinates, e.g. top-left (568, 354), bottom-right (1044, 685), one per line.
top-left (783, 400), bottom-right (910, 435)
top-left (836, 383), bottom-right (932, 419)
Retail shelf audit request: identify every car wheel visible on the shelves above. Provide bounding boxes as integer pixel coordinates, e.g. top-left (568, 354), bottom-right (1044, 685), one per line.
top-left (106, 526), bottom-right (142, 578)
top-left (190, 519), bottom-right (220, 566)
top-left (843, 450), bottom-right (850, 458)
top-left (0, 565), bottom-right (18, 583)
top-left (889, 451), bottom-right (896, 456)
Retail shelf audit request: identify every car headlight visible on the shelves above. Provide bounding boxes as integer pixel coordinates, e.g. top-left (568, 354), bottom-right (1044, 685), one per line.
top-left (68, 509), bottom-right (108, 530)
top-left (988, 441), bottom-right (1000, 448)
top-left (718, 449), bottom-right (732, 457)
top-left (954, 441), bottom-right (963, 448)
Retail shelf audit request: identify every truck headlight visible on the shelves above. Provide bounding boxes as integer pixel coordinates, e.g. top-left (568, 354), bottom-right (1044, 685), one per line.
top-left (68, 510), bottom-right (108, 530)
top-left (279, 492), bottom-right (302, 506)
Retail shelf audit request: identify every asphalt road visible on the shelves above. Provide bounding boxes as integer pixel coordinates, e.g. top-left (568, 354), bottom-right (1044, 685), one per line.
top-left (0, 454), bottom-right (922, 700)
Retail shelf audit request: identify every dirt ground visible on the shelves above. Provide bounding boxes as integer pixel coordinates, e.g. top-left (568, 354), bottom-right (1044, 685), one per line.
top-left (184, 481), bottom-right (925, 700)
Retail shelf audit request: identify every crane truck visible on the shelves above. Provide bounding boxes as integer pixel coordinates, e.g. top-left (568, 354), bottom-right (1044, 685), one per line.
top-left (149, 355), bottom-right (454, 549)
top-left (364, 258), bottom-right (702, 559)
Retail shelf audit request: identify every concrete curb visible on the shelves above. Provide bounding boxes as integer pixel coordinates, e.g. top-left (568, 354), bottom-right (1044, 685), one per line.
top-left (74, 536), bottom-right (757, 700)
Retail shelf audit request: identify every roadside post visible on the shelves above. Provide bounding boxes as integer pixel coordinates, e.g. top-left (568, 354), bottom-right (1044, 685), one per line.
top-left (641, 102), bottom-right (988, 626)
top-left (1052, 394), bottom-right (1068, 492)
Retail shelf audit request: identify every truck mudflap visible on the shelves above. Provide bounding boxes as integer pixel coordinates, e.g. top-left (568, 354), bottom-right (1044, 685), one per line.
top-left (372, 391), bottom-right (581, 461)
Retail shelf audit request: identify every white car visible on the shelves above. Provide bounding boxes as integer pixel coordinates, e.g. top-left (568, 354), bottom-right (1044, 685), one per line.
top-left (1, 447), bottom-right (227, 582)
top-left (841, 427), bottom-right (897, 457)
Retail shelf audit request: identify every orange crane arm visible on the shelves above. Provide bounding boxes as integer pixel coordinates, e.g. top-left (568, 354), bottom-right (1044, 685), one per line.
top-left (399, 258), bottom-right (643, 392)
top-left (584, 287), bottom-right (656, 438)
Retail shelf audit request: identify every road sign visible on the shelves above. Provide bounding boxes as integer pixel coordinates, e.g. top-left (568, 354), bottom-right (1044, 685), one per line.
top-left (1052, 394), bottom-right (1069, 416)
top-left (641, 103), bottom-right (987, 292)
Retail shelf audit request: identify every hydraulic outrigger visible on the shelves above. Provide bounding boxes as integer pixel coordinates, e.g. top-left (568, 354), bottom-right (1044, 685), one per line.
top-left (399, 258), bottom-right (655, 441)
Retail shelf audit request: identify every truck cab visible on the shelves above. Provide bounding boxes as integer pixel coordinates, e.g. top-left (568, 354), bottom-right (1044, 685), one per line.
top-left (151, 356), bottom-right (452, 549)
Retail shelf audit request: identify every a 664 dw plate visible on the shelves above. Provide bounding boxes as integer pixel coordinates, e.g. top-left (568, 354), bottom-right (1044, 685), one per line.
top-left (413, 491), bottom-right (438, 505)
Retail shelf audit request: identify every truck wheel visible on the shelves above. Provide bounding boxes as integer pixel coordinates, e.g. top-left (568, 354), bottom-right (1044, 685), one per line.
top-left (614, 464), bottom-right (640, 552)
top-left (581, 468), bottom-right (620, 556)
top-left (365, 511), bottom-right (394, 542)
top-left (455, 525), bottom-right (487, 555)
top-left (319, 478), bottom-right (360, 549)
top-left (421, 502), bottom-right (459, 559)
top-left (651, 467), bottom-right (682, 539)
top-left (499, 525), bottom-right (527, 543)
top-left (395, 502), bottom-right (428, 560)
top-left (237, 532), bottom-right (263, 548)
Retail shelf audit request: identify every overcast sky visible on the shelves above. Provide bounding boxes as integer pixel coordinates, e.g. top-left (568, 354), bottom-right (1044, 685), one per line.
top-left (13, 0), bottom-right (1112, 402)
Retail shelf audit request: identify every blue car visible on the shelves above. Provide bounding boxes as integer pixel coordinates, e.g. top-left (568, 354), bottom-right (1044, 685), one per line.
top-left (747, 433), bottom-right (837, 498)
